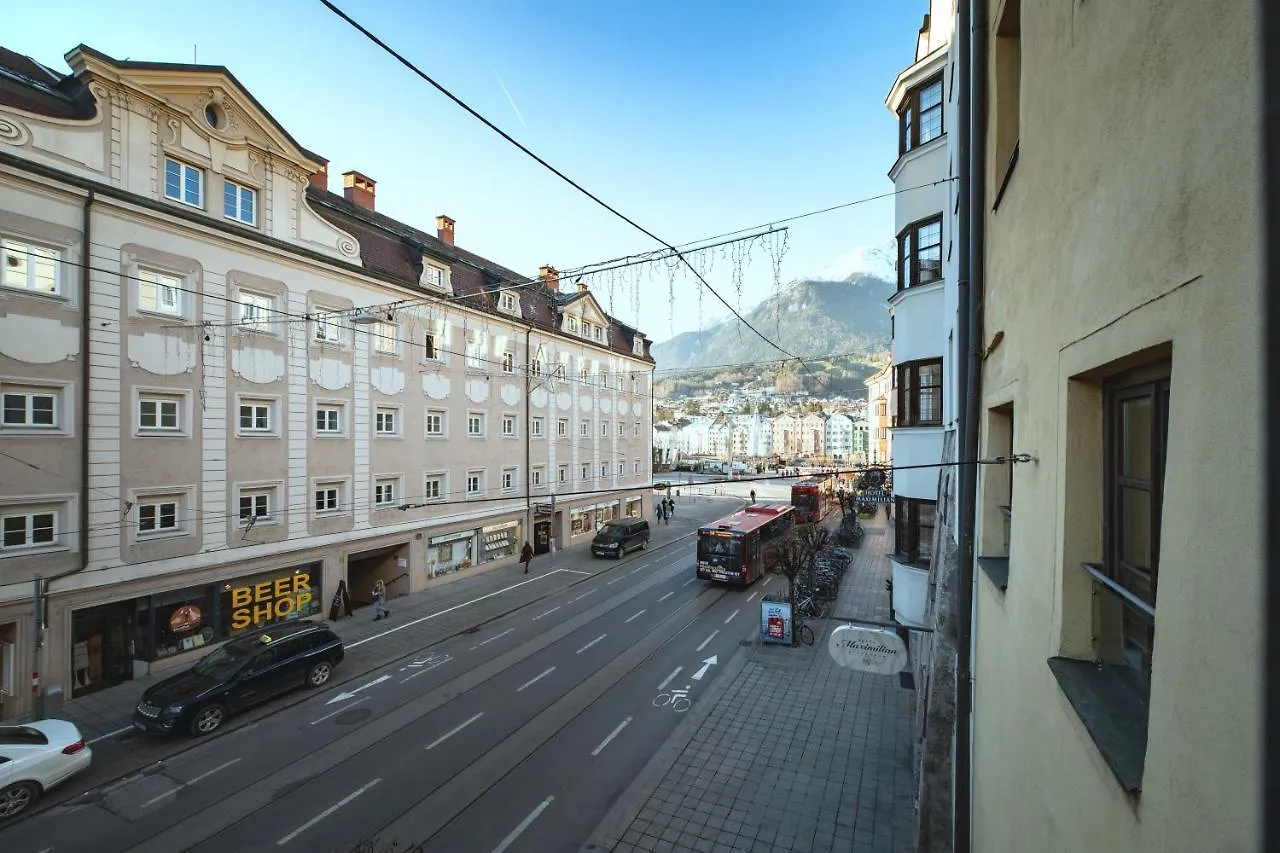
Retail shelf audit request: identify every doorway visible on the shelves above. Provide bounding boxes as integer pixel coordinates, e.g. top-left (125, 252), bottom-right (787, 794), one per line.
top-left (534, 520), bottom-right (551, 555)
top-left (71, 601), bottom-right (135, 697)
top-left (347, 544), bottom-right (409, 610)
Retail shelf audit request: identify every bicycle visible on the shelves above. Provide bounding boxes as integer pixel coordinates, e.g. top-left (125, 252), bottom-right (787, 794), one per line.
top-left (653, 687), bottom-right (692, 712)
top-left (794, 612), bottom-right (816, 646)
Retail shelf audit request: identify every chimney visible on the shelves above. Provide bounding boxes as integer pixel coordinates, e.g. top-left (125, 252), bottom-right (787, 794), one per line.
top-left (576, 280), bottom-right (588, 293)
top-left (308, 163), bottom-right (329, 191)
top-left (539, 264), bottom-right (560, 292)
top-left (436, 215), bottom-right (455, 246)
top-left (342, 171), bottom-right (376, 210)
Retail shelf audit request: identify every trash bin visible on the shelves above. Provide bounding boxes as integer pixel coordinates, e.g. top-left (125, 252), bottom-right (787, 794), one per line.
top-left (42, 684), bottom-right (64, 719)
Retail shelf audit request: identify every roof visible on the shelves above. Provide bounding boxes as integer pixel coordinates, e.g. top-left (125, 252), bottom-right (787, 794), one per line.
top-left (0, 47), bottom-right (96, 119)
top-left (700, 504), bottom-right (794, 535)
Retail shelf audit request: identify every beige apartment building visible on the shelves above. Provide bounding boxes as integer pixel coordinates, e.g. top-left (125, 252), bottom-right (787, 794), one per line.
top-left (0, 45), bottom-right (654, 720)
top-left (968, 1), bottom-right (1259, 851)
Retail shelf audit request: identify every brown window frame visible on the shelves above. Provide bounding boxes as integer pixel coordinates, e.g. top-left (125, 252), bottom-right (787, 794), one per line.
top-left (1102, 365), bottom-right (1170, 688)
top-left (895, 358), bottom-right (943, 427)
top-left (897, 74), bottom-right (945, 154)
top-left (894, 497), bottom-right (936, 564)
top-left (896, 215), bottom-right (944, 291)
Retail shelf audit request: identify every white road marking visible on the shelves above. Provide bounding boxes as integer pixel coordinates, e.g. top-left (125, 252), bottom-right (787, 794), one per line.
top-left (532, 605), bottom-right (561, 621)
top-left (657, 591), bottom-right (675, 603)
top-left (606, 576), bottom-right (623, 585)
top-left (425, 712), bottom-right (484, 750)
top-left (624, 609), bottom-right (647, 624)
top-left (400, 655), bottom-right (454, 683)
top-left (470, 627), bottom-right (515, 650)
top-left (746, 591), bottom-right (759, 603)
top-left (558, 569), bottom-right (590, 575)
top-left (762, 576), bottom-right (772, 588)
top-left (576, 634), bottom-right (607, 654)
top-left (682, 577), bottom-right (697, 587)
top-left (724, 608), bottom-right (740, 624)
top-left (310, 696), bottom-right (371, 725)
top-left (516, 667), bottom-right (556, 692)
top-left (691, 655), bottom-right (718, 680)
top-left (277, 778), bottom-right (381, 846)
top-left (87, 726), bottom-right (133, 745)
top-left (325, 674), bottom-right (391, 705)
top-left (141, 757), bottom-right (242, 808)
top-left (658, 667), bottom-right (682, 690)
top-left (491, 796), bottom-right (554, 853)
top-left (572, 589), bottom-right (598, 602)
top-left (347, 571), bottom-right (569, 649)
top-left (591, 717), bottom-right (633, 757)
top-left (629, 566), bottom-right (646, 575)
top-left (696, 629), bottom-right (719, 652)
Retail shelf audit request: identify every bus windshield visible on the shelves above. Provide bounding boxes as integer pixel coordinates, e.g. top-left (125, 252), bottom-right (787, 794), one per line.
top-left (697, 535), bottom-right (741, 563)
top-left (792, 492), bottom-right (818, 511)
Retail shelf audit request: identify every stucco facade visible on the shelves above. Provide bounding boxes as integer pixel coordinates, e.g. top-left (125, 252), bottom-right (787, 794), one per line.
top-left (969, 2), bottom-right (1260, 852)
top-left (0, 46), bottom-right (654, 720)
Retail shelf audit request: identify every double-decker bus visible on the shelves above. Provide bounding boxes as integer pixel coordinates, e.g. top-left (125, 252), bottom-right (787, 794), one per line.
top-left (790, 476), bottom-right (830, 524)
top-left (696, 505), bottom-right (795, 585)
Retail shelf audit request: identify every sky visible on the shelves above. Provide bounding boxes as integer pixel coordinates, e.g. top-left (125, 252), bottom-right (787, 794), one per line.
top-left (6, 0), bottom-right (926, 342)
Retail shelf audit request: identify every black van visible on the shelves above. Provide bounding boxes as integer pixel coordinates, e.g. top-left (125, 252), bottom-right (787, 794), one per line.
top-left (133, 622), bottom-right (344, 737)
top-left (591, 519), bottom-right (651, 558)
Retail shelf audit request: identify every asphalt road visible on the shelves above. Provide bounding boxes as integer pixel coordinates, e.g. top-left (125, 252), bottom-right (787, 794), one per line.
top-left (0, 509), bottom-right (788, 853)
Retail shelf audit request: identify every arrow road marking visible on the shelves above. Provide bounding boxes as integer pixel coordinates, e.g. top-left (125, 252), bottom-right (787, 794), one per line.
top-left (658, 667), bottom-right (682, 690)
top-left (691, 655), bottom-right (719, 681)
top-left (577, 634), bottom-right (607, 654)
top-left (325, 674), bottom-right (391, 705)
top-left (426, 712), bottom-right (484, 750)
top-left (591, 717), bottom-right (633, 757)
top-left (408, 653), bottom-right (451, 668)
top-left (470, 627), bottom-right (515, 651)
top-left (401, 654), bottom-right (454, 683)
top-left (517, 667), bottom-right (556, 692)
top-left (277, 778), bottom-right (381, 846)
top-left (696, 630), bottom-right (719, 653)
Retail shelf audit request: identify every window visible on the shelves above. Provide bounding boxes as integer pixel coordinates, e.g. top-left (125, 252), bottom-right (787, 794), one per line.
top-left (566, 316), bottom-right (579, 333)
top-left (894, 498), bottom-right (936, 564)
top-left (618, 462), bottom-right (625, 477)
top-left (898, 74), bottom-right (944, 154)
top-left (2, 385), bottom-right (57, 429)
top-left (634, 460), bottom-right (641, 475)
top-left (532, 467), bottom-right (544, 486)
top-left (634, 422), bottom-right (641, 437)
top-left (224, 180), bottom-right (256, 225)
top-left (313, 310), bottom-right (345, 345)
top-left (580, 421), bottom-right (589, 437)
top-left (466, 334), bottom-right (484, 369)
top-left (594, 326), bottom-right (603, 341)
top-left (1, 507), bottom-right (58, 550)
top-left (375, 407), bottom-right (399, 436)
top-left (422, 265), bottom-right (445, 290)
top-left (993, 0), bottom-right (1022, 181)
top-left (139, 395), bottom-right (181, 432)
top-left (558, 465), bottom-right (568, 483)
top-left (600, 464), bottom-right (609, 478)
top-left (896, 359), bottom-right (943, 426)
top-left (502, 468), bottom-right (516, 491)
top-left (617, 423), bottom-right (625, 437)
top-left (423, 332), bottom-right (438, 360)
top-left (580, 365), bottom-right (590, 384)
top-left (423, 474), bottom-right (444, 501)
top-left (502, 415), bottom-right (516, 437)
top-left (425, 409), bottom-right (445, 437)
top-left (163, 157), bottom-right (203, 207)
top-left (238, 489), bottom-right (273, 525)
top-left (374, 478), bottom-right (398, 507)
top-left (137, 497), bottom-right (181, 535)
top-left (467, 412), bottom-right (485, 437)
top-left (631, 375), bottom-right (638, 394)
top-left (372, 322), bottom-right (399, 355)
top-left (238, 291), bottom-right (274, 332)
top-left (601, 422), bottom-right (609, 437)
top-left (557, 418), bottom-right (568, 437)
top-left (314, 482), bottom-right (343, 514)
top-left (238, 399), bottom-right (272, 433)
top-left (530, 356), bottom-right (542, 376)
top-left (315, 405), bottom-right (343, 435)
top-left (499, 292), bottom-right (516, 312)
top-left (1, 239), bottom-right (59, 294)
top-left (581, 464), bottom-right (590, 480)
top-left (897, 216), bottom-right (943, 291)
top-left (466, 471), bottom-right (483, 496)
top-left (138, 268), bottom-right (183, 315)
top-left (501, 352), bottom-right (515, 373)
top-left (531, 417), bottom-right (544, 437)
top-left (582, 321), bottom-right (592, 339)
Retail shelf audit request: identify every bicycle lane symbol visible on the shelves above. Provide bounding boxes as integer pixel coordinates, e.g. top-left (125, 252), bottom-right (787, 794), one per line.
top-left (653, 685), bottom-right (692, 713)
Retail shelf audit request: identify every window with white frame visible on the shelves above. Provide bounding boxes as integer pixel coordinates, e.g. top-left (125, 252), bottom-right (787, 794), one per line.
top-left (313, 309), bottom-right (345, 345)
top-left (600, 463), bottom-right (609, 479)
top-left (634, 422), bottom-right (641, 437)
top-left (315, 404), bottom-right (343, 435)
top-left (580, 421), bottom-right (589, 437)
top-left (620, 421), bottom-right (629, 436)
top-left (502, 414), bottom-right (516, 437)
top-left (502, 468), bottom-right (516, 491)
top-left (631, 375), bottom-right (638, 395)
top-left (1, 238), bottom-right (60, 295)
top-left (633, 337), bottom-right (644, 356)
top-left (422, 264), bottom-right (445, 290)
top-left (580, 365), bottom-right (590, 383)
top-left (375, 407), bottom-right (399, 436)
top-left (566, 316), bottom-right (579, 333)
top-left (601, 422), bottom-right (609, 437)
top-left (531, 417), bottom-right (544, 437)
top-left (466, 333), bottom-right (484, 369)
top-left (501, 351), bottom-right (515, 373)
top-left (558, 465), bottom-right (568, 483)
top-left (634, 460), bottom-right (641, 475)
top-left (237, 487), bottom-right (274, 525)
top-left (314, 481), bottom-right (344, 514)
top-left (238, 290), bottom-right (274, 331)
top-left (163, 157), bottom-right (203, 207)
top-left (1, 505), bottom-right (60, 551)
top-left (423, 473), bottom-right (445, 501)
top-left (532, 466), bottom-right (544, 486)
top-left (138, 268), bottom-right (183, 315)
top-left (557, 418), bottom-right (568, 437)
top-left (618, 462), bottom-right (625, 477)
top-left (136, 495), bottom-right (184, 535)
top-left (1, 384), bottom-right (58, 430)
top-left (372, 322), bottom-right (399, 355)
top-left (467, 412), bottom-right (485, 437)
top-left (374, 477), bottom-right (399, 507)
top-left (423, 331), bottom-right (439, 360)
top-left (499, 292), bottom-right (517, 313)
top-left (530, 356), bottom-right (542, 376)
top-left (425, 409), bottom-right (445, 437)
top-left (238, 399), bottom-right (272, 433)
top-left (466, 470), bottom-right (483, 496)
top-left (594, 326), bottom-right (602, 341)
top-left (581, 463), bottom-right (590, 480)
top-left (139, 394), bottom-right (182, 432)
top-left (582, 321), bottom-right (592, 339)
top-left (224, 180), bottom-right (257, 225)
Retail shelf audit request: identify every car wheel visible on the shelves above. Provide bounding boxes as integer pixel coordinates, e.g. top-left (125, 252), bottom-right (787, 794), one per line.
top-left (0, 781), bottom-right (39, 821)
top-left (307, 660), bottom-right (334, 688)
top-left (190, 703), bottom-right (227, 736)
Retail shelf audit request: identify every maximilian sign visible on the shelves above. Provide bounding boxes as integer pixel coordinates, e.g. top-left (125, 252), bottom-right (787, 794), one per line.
top-left (827, 624), bottom-right (910, 675)
top-left (229, 572), bottom-right (314, 630)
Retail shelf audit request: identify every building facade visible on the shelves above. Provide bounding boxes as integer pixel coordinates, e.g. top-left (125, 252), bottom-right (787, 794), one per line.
top-left (0, 46), bottom-right (654, 719)
top-left (863, 364), bottom-right (893, 466)
top-left (823, 412), bottom-right (854, 461)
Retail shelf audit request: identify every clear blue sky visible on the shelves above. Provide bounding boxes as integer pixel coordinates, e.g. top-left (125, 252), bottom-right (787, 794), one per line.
top-left (7, 0), bottom-right (926, 342)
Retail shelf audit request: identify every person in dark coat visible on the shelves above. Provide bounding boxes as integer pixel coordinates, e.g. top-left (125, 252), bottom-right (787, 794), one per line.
top-left (521, 541), bottom-right (534, 574)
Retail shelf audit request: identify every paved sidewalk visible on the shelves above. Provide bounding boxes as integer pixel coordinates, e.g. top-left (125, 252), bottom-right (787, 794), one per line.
top-left (582, 521), bottom-right (917, 853)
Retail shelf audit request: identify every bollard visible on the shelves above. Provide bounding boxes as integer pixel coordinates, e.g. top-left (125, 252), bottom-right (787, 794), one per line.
top-left (42, 684), bottom-right (64, 719)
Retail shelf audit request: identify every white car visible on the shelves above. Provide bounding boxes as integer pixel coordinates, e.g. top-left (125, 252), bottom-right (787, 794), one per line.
top-left (0, 720), bottom-right (92, 821)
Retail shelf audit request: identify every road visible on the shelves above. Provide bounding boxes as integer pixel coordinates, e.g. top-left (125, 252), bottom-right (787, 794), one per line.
top-left (0, 506), bottom-right (787, 853)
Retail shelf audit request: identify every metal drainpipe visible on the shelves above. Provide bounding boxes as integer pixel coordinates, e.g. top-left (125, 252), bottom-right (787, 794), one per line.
top-left (79, 190), bottom-right (94, 572)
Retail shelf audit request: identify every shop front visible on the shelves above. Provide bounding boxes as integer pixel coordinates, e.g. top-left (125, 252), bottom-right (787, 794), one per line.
top-left (428, 529), bottom-right (477, 577)
top-left (479, 520), bottom-right (522, 564)
top-left (570, 501), bottom-right (622, 538)
top-left (626, 497), bottom-right (643, 518)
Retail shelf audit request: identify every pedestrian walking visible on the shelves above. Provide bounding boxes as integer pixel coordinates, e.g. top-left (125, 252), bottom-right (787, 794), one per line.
top-left (521, 540), bottom-right (534, 574)
top-left (372, 578), bottom-right (389, 621)
top-left (749, 489), bottom-right (757, 504)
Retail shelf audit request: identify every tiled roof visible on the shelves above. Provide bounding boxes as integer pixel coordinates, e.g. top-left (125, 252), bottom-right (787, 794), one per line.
top-left (0, 47), bottom-right (95, 119)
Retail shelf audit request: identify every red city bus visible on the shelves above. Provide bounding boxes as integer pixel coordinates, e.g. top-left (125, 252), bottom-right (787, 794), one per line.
top-left (790, 476), bottom-right (829, 524)
top-left (696, 505), bottom-right (795, 585)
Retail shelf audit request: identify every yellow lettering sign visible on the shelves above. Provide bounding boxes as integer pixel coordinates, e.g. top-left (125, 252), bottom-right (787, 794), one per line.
top-left (228, 572), bottom-right (314, 632)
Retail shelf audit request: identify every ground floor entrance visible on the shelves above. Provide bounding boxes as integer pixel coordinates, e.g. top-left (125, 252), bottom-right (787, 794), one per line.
top-left (347, 544), bottom-right (410, 609)
top-left (533, 520), bottom-right (552, 555)
top-left (70, 601), bottom-right (135, 698)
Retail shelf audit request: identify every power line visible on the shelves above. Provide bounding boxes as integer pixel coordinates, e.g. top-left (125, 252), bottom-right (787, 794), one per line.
top-left (652, 349), bottom-right (879, 377)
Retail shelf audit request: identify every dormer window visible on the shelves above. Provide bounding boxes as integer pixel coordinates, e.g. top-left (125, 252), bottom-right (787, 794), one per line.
top-left (422, 264), bottom-right (446, 291)
top-left (499, 292), bottom-right (518, 314)
top-left (594, 326), bottom-right (603, 342)
top-left (566, 316), bottom-right (579, 334)
top-left (633, 337), bottom-right (645, 356)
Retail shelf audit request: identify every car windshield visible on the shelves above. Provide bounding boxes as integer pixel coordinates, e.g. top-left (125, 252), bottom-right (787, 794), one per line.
top-left (0, 726), bottom-right (48, 746)
top-left (191, 643), bottom-right (253, 680)
top-left (597, 524), bottom-right (626, 537)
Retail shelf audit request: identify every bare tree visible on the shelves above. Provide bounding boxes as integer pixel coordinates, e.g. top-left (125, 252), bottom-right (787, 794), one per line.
top-left (764, 523), bottom-right (831, 645)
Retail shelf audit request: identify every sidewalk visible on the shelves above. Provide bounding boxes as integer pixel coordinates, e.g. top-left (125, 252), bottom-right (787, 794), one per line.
top-left (582, 521), bottom-right (917, 853)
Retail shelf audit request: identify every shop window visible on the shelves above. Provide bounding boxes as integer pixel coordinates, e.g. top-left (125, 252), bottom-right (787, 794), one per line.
top-left (220, 564), bottom-right (322, 637)
top-left (480, 521), bottom-right (521, 563)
